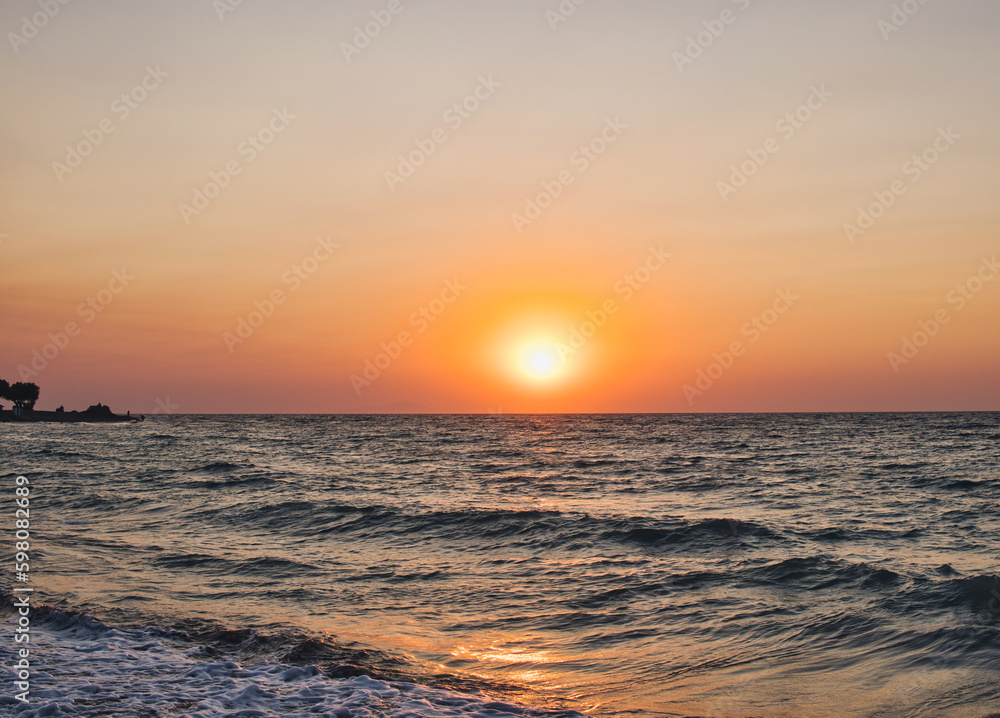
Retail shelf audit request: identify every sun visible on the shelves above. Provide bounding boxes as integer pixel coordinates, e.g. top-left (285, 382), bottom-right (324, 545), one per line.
top-left (520, 342), bottom-right (563, 380)
top-left (528, 349), bottom-right (555, 373)
top-left (482, 301), bottom-right (597, 393)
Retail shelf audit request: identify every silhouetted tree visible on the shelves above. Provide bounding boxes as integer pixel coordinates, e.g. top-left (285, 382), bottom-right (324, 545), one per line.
top-left (0, 379), bottom-right (9, 409)
top-left (7, 382), bottom-right (40, 411)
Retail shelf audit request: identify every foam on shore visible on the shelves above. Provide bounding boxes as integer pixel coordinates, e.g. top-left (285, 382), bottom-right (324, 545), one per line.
top-left (0, 610), bottom-right (588, 717)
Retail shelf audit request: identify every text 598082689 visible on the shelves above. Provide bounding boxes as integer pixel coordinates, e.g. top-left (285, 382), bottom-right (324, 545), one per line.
top-left (12, 475), bottom-right (33, 703)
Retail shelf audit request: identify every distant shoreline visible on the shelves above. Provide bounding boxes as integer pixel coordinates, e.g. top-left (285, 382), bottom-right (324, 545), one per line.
top-left (0, 409), bottom-right (141, 424)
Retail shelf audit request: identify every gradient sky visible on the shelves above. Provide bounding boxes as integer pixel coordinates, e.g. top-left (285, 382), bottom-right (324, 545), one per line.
top-left (2, 0), bottom-right (998, 413)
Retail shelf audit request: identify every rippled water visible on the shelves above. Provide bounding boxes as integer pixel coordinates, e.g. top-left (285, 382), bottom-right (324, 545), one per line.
top-left (2, 413), bottom-right (999, 717)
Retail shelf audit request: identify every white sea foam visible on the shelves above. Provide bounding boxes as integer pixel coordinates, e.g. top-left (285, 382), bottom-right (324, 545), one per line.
top-left (0, 613), bottom-right (582, 717)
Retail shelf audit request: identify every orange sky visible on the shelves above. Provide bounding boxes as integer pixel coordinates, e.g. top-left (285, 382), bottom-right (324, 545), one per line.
top-left (1, 0), bottom-right (998, 413)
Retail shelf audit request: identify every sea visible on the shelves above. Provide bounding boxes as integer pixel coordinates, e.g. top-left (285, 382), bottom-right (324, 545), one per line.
top-left (1, 413), bottom-right (999, 717)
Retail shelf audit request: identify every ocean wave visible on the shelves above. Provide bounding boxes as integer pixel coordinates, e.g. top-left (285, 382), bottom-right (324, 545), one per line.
top-left (607, 517), bottom-right (781, 547)
top-left (0, 600), bottom-right (589, 718)
top-left (194, 460), bottom-right (255, 472)
top-left (186, 474), bottom-right (277, 489)
top-left (862, 572), bottom-right (1000, 625)
top-left (942, 574), bottom-right (1000, 616)
top-left (152, 552), bottom-right (322, 577)
top-left (210, 501), bottom-right (787, 553)
top-left (942, 479), bottom-right (993, 490)
top-left (745, 556), bottom-right (906, 589)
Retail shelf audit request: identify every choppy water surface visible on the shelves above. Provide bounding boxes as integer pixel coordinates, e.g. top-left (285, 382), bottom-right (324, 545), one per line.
top-left (2, 413), bottom-right (999, 717)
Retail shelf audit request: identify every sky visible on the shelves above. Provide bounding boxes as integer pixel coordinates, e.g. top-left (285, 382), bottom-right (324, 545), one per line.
top-left (1, 0), bottom-right (998, 414)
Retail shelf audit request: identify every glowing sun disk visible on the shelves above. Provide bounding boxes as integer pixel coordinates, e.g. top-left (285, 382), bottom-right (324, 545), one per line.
top-left (529, 350), bottom-right (555, 373)
top-left (520, 342), bottom-right (562, 380)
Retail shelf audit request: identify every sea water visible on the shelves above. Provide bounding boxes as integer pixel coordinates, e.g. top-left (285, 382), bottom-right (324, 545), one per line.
top-left (1, 413), bottom-right (999, 717)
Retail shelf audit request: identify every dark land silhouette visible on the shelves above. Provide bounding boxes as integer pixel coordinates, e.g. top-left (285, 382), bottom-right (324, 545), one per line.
top-left (0, 380), bottom-right (141, 423)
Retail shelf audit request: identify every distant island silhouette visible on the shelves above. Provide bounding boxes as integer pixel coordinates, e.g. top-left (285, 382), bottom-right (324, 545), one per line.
top-left (0, 379), bottom-right (141, 423)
